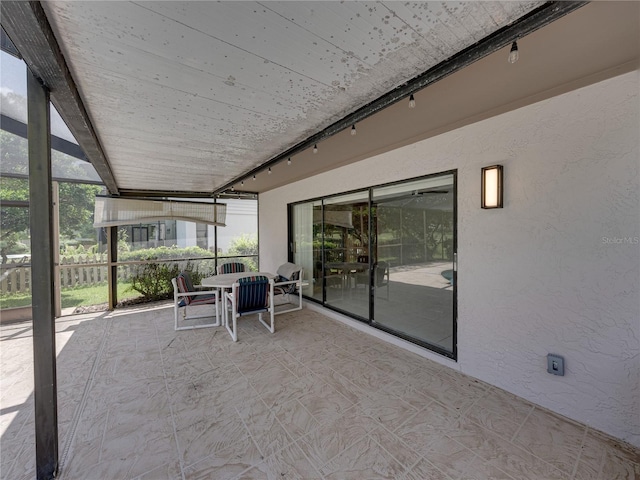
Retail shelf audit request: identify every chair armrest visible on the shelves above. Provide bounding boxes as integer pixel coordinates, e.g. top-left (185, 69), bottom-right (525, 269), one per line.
top-left (274, 278), bottom-right (300, 287)
top-left (176, 289), bottom-right (219, 299)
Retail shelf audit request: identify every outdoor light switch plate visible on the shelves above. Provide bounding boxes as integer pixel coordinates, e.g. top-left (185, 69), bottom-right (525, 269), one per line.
top-left (547, 354), bottom-right (565, 376)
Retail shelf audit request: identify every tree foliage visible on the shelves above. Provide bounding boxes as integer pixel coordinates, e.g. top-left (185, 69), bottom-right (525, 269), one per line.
top-left (227, 233), bottom-right (258, 256)
top-left (1, 122), bottom-right (103, 253)
top-left (0, 176), bottom-right (101, 240)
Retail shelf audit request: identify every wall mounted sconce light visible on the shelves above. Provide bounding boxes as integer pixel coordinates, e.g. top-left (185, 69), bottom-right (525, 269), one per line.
top-left (481, 165), bottom-right (503, 209)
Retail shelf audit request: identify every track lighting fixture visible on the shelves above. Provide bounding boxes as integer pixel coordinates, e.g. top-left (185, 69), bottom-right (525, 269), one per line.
top-left (313, 144), bottom-right (318, 154)
top-left (252, 175), bottom-right (256, 181)
top-left (508, 41), bottom-right (519, 64)
top-left (287, 157), bottom-right (291, 165)
top-left (268, 167), bottom-right (272, 175)
top-left (409, 94), bottom-right (416, 109)
top-left (351, 125), bottom-right (357, 136)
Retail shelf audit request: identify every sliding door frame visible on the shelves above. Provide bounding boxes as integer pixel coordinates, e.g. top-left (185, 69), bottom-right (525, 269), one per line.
top-left (288, 169), bottom-right (457, 360)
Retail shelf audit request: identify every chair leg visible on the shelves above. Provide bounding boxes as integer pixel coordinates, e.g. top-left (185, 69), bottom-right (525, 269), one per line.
top-left (224, 296), bottom-right (237, 341)
top-left (225, 312), bottom-right (237, 341)
top-left (257, 311), bottom-right (275, 334)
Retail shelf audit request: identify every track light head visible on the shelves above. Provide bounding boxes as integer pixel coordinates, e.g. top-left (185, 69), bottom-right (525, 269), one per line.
top-left (508, 41), bottom-right (519, 64)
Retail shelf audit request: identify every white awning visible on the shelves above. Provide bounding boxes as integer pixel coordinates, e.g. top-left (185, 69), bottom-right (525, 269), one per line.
top-left (93, 196), bottom-right (226, 227)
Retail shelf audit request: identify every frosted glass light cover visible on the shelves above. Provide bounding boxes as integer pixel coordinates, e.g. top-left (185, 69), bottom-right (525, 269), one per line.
top-left (481, 165), bottom-right (503, 208)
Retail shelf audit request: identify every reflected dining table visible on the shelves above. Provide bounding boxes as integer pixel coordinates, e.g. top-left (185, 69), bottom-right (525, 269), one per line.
top-left (201, 272), bottom-right (276, 327)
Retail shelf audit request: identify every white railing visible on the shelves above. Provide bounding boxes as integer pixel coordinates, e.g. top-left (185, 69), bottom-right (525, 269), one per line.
top-left (1, 254), bottom-right (257, 296)
top-left (0, 255), bottom-right (134, 294)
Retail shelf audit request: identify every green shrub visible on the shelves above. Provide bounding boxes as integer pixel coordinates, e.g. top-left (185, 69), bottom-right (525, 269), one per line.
top-left (120, 245), bottom-right (212, 262)
top-left (128, 262), bottom-right (178, 301)
top-left (123, 246), bottom-right (215, 301)
top-left (127, 261), bottom-right (209, 301)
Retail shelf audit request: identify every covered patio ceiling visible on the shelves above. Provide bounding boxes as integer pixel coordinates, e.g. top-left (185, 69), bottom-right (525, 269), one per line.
top-left (1, 2), bottom-right (638, 197)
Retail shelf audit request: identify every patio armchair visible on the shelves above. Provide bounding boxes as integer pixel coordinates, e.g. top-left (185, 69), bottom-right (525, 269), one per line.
top-left (224, 275), bottom-right (275, 342)
top-left (217, 262), bottom-right (247, 274)
top-left (273, 262), bottom-right (303, 314)
top-left (171, 272), bottom-right (220, 331)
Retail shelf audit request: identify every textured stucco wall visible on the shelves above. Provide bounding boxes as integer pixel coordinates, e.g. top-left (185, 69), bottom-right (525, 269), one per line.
top-left (259, 70), bottom-right (640, 446)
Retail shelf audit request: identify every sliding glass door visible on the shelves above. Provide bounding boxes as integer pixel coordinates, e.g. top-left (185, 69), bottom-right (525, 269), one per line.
top-left (289, 171), bottom-right (456, 358)
top-left (322, 191), bottom-right (370, 319)
top-left (291, 200), bottom-right (321, 301)
top-left (372, 174), bottom-right (455, 354)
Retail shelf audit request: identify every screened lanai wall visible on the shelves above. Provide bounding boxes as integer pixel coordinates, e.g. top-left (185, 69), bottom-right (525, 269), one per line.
top-left (0, 47), bottom-right (105, 317)
top-left (1, 46), bottom-right (260, 315)
top-left (259, 70), bottom-right (640, 447)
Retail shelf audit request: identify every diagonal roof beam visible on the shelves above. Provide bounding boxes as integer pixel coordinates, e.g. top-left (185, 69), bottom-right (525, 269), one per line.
top-left (1, 1), bottom-right (119, 194)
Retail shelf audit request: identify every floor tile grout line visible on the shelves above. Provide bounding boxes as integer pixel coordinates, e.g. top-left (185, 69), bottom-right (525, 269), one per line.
top-left (464, 453), bottom-right (518, 480)
top-left (509, 403), bottom-right (535, 444)
top-left (458, 385), bottom-right (491, 418)
top-left (503, 405), bottom-right (590, 477)
top-left (57, 317), bottom-right (112, 479)
top-left (228, 357), bottom-right (302, 470)
top-left (392, 398), bottom-right (439, 435)
top-left (233, 401), bottom-right (269, 468)
top-left (485, 412), bottom-right (579, 479)
top-left (296, 402), bottom-right (377, 473)
top-left (252, 397), bottom-right (327, 479)
top-left (420, 455), bottom-right (458, 480)
top-left (367, 425), bottom-right (423, 476)
top-left (153, 319), bottom-right (186, 480)
top-left (570, 426), bottom-right (590, 480)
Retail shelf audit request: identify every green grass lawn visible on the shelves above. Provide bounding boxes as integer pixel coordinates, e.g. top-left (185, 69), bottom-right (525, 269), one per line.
top-left (0, 283), bottom-right (141, 310)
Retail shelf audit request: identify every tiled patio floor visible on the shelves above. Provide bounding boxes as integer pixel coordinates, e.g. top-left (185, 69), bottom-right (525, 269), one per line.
top-left (1, 303), bottom-right (638, 479)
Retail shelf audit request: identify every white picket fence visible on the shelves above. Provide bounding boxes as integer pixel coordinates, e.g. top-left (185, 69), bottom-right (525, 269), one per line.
top-left (0, 254), bottom-right (134, 294)
top-left (1, 254), bottom-right (248, 295)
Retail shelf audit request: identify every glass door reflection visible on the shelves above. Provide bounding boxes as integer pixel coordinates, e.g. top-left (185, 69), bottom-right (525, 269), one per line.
top-left (372, 174), bottom-right (455, 354)
top-left (322, 191), bottom-right (370, 319)
top-left (291, 201), bottom-right (322, 302)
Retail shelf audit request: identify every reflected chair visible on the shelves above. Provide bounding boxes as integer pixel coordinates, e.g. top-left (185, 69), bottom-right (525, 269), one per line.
top-left (374, 261), bottom-right (390, 299)
top-left (273, 262), bottom-right (303, 314)
top-left (324, 267), bottom-right (345, 300)
top-left (224, 275), bottom-right (275, 342)
top-left (355, 261), bottom-right (390, 299)
top-left (217, 262), bottom-right (246, 274)
top-left (171, 271), bottom-right (220, 331)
